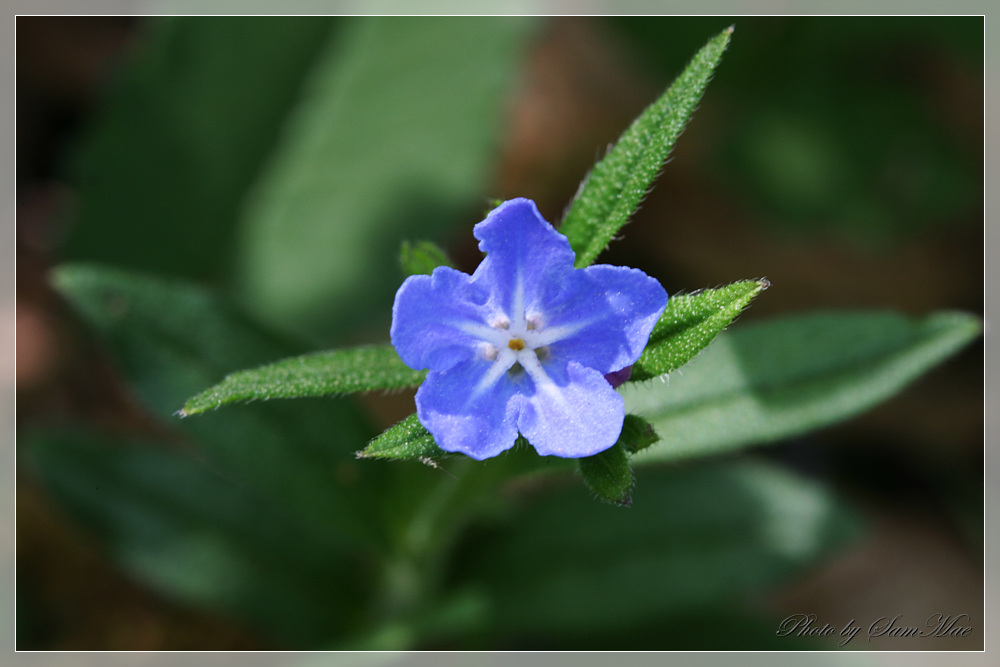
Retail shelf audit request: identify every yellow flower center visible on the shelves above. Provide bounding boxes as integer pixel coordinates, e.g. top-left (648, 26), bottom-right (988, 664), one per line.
top-left (507, 338), bottom-right (525, 351)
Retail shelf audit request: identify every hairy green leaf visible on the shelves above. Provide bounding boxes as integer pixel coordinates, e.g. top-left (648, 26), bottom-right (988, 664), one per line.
top-left (560, 26), bottom-right (733, 267)
top-left (51, 264), bottom-right (382, 547)
top-left (359, 413), bottom-right (447, 460)
top-left (51, 263), bottom-right (300, 416)
top-left (619, 413), bottom-right (660, 453)
top-left (624, 310), bottom-right (982, 464)
top-left (400, 240), bottom-right (455, 276)
top-left (578, 415), bottom-right (658, 505)
top-left (181, 346), bottom-right (425, 416)
top-left (631, 279), bottom-right (768, 381)
top-left (579, 442), bottom-right (633, 506)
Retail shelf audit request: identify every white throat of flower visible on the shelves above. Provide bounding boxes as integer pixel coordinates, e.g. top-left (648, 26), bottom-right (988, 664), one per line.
top-left (456, 280), bottom-right (589, 401)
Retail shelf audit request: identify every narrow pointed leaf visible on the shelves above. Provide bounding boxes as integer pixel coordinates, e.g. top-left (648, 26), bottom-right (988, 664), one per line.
top-left (359, 413), bottom-right (447, 460)
top-left (623, 310), bottom-right (982, 464)
top-left (181, 346), bottom-right (425, 416)
top-left (50, 263), bottom-right (300, 417)
top-left (400, 240), bottom-right (455, 276)
top-left (560, 26), bottom-right (733, 267)
top-left (631, 278), bottom-right (768, 381)
top-left (579, 441), bottom-right (633, 506)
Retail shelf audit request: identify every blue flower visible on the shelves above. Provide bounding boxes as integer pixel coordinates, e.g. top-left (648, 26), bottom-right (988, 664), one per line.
top-left (391, 198), bottom-right (668, 460)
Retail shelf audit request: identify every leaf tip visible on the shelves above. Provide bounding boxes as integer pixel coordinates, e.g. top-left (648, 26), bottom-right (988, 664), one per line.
top-left (590, 480), bottom-right (634, 508)
top-left (614, 490), bottom-right (633, 508)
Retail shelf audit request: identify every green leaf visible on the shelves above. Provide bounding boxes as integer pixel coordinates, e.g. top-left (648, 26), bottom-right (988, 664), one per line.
top-left (579, 442), bottom-right (633, 506)
top-left (237, 17), bottom-right (537, 340)
top-left (358, 413), bottom-right (447, 461)
top-left (64, 17), bottom-right (338, 281)
top-left (560, 26), bottom-right (733, 268)
top-left (452, 459), bottom-right (861, 644)
top-left (360, 413), bottom-right (656, 475)
top-left (623, 310), bottom-right (982, 464)
top-left (51, 264), bottom-right (299, 416)
top-left (631, 279), bottom-right (768, 381)
top-left (578, 415), bottom-right (658, 505)
top-left (180, 345), bottom-right (425, 416)
top-left (400, 240), bottom-right (455, 276)
top-left (619, 413), bottom-right (660, 453)
top-left (24, 430), bottom-right (368, 647)
top-left (51, 264), bottom-right (382, 547)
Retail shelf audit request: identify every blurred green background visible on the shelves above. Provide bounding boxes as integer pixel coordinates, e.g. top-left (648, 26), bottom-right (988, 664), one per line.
top-left (16, 16), bottom-right (982, 650)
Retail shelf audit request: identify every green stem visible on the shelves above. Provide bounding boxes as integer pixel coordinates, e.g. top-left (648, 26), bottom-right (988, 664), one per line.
top-left (371, 448), bottom-right (570, 642)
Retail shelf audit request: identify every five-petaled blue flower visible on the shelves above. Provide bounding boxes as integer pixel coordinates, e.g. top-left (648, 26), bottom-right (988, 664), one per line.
top-left (391, 198), bottom-right (668, 460)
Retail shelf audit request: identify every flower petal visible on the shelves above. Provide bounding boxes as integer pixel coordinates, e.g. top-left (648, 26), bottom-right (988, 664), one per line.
top-left (415, 358), bottom-right (525, 460)
top-left (517, 359), bottom-right (624, 458)
top-left (470, 198), bottom-right (576, 327)
top-left (529, 265), bottom-right (668, 374)
top-left (393, 198), bottom-right (669, 461)
top-left (391, 266), bottom-right (498, 372)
